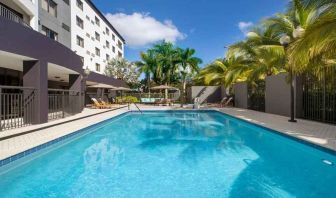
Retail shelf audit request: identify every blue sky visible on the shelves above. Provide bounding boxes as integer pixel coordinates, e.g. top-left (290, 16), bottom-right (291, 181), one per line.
top-left (93, 0), bottom-right (288, 66)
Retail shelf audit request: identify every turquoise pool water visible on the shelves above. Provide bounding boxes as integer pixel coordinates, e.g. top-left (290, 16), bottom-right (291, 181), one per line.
top-left (0, 111), bottom-right (335, 197)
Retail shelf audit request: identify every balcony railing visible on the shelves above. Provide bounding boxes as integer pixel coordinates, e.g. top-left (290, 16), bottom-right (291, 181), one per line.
top-left (0, 4), bottom-right (31, 28)
top-left (48, 89), bottom-right (83, 121)
top-left (0, 86), bottom-right (36, 131)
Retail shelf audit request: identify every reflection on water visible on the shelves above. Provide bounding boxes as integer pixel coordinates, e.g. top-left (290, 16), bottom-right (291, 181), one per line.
top-left (0, 111), bottom-right (335, 198)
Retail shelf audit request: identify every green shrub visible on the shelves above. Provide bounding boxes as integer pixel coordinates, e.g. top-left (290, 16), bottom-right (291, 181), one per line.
top-left (116, 96), bottom-right (139, 103)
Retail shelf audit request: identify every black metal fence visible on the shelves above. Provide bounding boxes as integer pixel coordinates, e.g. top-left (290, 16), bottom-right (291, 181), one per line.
top-left (0, 86), bottom-right (36, 131)
top-left (248, 80), bottom-right (265, 112)
top-left (48, 89), bottom-right (83, 121)
top-left (302, 66), bottom-right (336, 124)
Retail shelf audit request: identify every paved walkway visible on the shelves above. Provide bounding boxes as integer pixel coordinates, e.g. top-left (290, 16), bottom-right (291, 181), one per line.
top-left (0, 107), bottom-right (129, 160)
top-left (0, 105), bottom-right (335, 160)
top-left (217, 108), bottom-right (336, 152)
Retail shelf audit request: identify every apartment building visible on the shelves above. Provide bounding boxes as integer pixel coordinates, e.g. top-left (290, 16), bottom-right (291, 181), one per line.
top-left (0, 0), bottom-right (127, 129)
top-left (70, 0), bottom-right (125, 74)
top-left (38, 0), bottom-right (71, 48)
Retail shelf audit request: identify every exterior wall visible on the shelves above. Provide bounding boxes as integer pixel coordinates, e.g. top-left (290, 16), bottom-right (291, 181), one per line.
top-left (0, 17), bottom-right (83, 74)
top-left (38, 0), bottom-right (71, 48)
top-left (265, 73), bottom-right (291, 116)
top-left (70, 0), bottom-right (125, 74)
top-left (189, 86), bottom-right (226, 104)
top-left (265, 73), bottom-right (304, 117)
top-left (0, 0), bottom-right (39, 30)
top-left (233, 82), bottom-right (248, 109)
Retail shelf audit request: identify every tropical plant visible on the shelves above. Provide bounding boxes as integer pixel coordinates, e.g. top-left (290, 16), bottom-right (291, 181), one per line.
top-left (176, 48), bottom-right (202, 105)
top-left (264, 0), bottom-right (336, 73)
top-left (135, 50), bottom-right (157, 92)
top-left (195, 0), bottom-right (336, 88)
top-left (152, 41), bottom-right (181, 86)
top-left (116, 96), bottom-right (139, 103)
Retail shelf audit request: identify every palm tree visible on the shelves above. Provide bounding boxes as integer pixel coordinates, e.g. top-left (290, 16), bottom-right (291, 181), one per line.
top-left (152, 41), bottom-right (180, 98)
top-left (176, 48), bottom-right (202, 106)
top-left (226, 25), bottom-right (285, 84)
top-left (194, 56), bottom-right (251, 87)
top-left (136, 50), bottom-right (157, 95)
top-left (265, 0), bottom-right (336, 73)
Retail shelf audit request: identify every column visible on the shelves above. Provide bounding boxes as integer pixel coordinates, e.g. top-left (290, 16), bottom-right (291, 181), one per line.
top-left (69, 74), bottom-right (83, 114)
top-left (23, 60), bottom-right (48, 124)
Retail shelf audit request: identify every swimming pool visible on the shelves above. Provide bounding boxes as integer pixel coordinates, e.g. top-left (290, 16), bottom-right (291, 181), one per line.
top-left (0, 110), bottom-right (335, 197)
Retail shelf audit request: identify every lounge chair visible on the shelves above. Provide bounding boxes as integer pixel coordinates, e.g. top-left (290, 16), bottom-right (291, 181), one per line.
top-left (91, 98), bottom-right (110, 109)
top-left (98, 98), bottom-right (114, 106)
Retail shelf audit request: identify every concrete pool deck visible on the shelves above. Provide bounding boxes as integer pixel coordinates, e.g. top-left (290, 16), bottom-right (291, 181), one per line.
top-left (0, 104), bottom-right (335, 160)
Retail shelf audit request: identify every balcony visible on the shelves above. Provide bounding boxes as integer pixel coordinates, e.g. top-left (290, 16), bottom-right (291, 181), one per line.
top-left (0, 3), bottom-right (31, 28)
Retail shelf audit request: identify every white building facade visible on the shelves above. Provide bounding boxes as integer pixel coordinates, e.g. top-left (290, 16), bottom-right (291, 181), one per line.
top-left (70, 0), bottom-right (125, 74)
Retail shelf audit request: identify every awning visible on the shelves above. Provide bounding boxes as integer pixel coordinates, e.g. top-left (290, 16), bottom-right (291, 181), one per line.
top-left (111, 87), bottom-right (132, 91)
top-left (151, 85), bottom-right (179, 90)
top-left (88, 83), bottom-right (117, 89)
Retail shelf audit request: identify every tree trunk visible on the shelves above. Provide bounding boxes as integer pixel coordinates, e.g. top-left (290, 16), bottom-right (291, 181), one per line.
top-left (181, 79), bottom-right (186, 107)
top-left (165, 82), bottom-right (168, 99)
top-left (147, 75), bottom-right (151, 98)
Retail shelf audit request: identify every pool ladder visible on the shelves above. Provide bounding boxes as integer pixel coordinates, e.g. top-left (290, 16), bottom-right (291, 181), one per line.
top-left (128, 103), bottom-right (143, 114)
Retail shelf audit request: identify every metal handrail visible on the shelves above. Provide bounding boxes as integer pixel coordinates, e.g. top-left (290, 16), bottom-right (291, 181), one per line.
top-left (128, 103), bottom-right (143, 114)
top-left (0, 4), bottom-right (32, 28)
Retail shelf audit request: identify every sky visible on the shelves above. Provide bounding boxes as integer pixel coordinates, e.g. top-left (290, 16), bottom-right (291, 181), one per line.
top-left (93, 0), bottom-right (288, 66)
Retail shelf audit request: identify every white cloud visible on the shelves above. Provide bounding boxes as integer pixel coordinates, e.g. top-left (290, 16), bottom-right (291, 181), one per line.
top-left (238, 21), bottom-right (253, 35)
top-left (105, 12), bottom-right (185, 47)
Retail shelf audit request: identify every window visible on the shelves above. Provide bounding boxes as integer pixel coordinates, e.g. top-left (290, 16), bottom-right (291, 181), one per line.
top-left (63, 0), bottom-right (69, 5)
top-left (79, 56), bottom-right (84, 64)
top-left (112, 34), bottom-right (115, 41)
top-left (95, 16), bottom-right (100, 26)
top-left (41, 26), bottom-right (58, 41)
top-left (76, 16), bottom-right (83, 29)
top-left (62, 23), bottom-right (70, 32)
top-left (95, 63), bottom-right (100, 72)
top-left (117, 40), bottom-right (123, 49)
top-left (76, 36), bottom-right (84, 47)
top-left (95, 47), bottom-right (100, 56)
top-left (95, 32), bottom-right (100, 41)
top-left (76, 0), bottom-right (83, 11)
top-left (118, 51), bottom-right (123, 57)
top-left (112, 46), bottom-right (115, 53)
top-left (42, 0), bottom-right (57, 17)
top-left (86, 33), bottom-right (90, 38)
top-left (86, 15), bottom-right (90, 20)
top-left (106, 41), bottom-right (110, 49)
top-left (106, 54), bottom-right (110, 61)
top-left (106, 27), bottom-right (110, 35)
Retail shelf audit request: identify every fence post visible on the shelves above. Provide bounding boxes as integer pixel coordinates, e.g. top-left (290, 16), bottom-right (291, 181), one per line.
top-left (322, 67), bottom-right (326, 122)
top-left (0, 88), bottom-right (2, 131)
top-left (62, 91), bottom-right (65, 118)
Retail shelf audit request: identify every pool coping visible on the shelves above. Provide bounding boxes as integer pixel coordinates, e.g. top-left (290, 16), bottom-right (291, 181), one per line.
top-left (0, 111), bottom-right (129, 168)
top-left (0, 109), bottom-right (334, 168)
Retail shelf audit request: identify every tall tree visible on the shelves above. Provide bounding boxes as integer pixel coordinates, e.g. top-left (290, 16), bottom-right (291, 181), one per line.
top-left (265, 0), bottom-right (336, 73)
top-left (152, 41), bottom-right (180, 98)
top-left (136, 50), bottom-right (157, 94)
top-left (105, 58), bottom-right (139, 85)
top-left (176, 48), bottom-right (202, 106)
